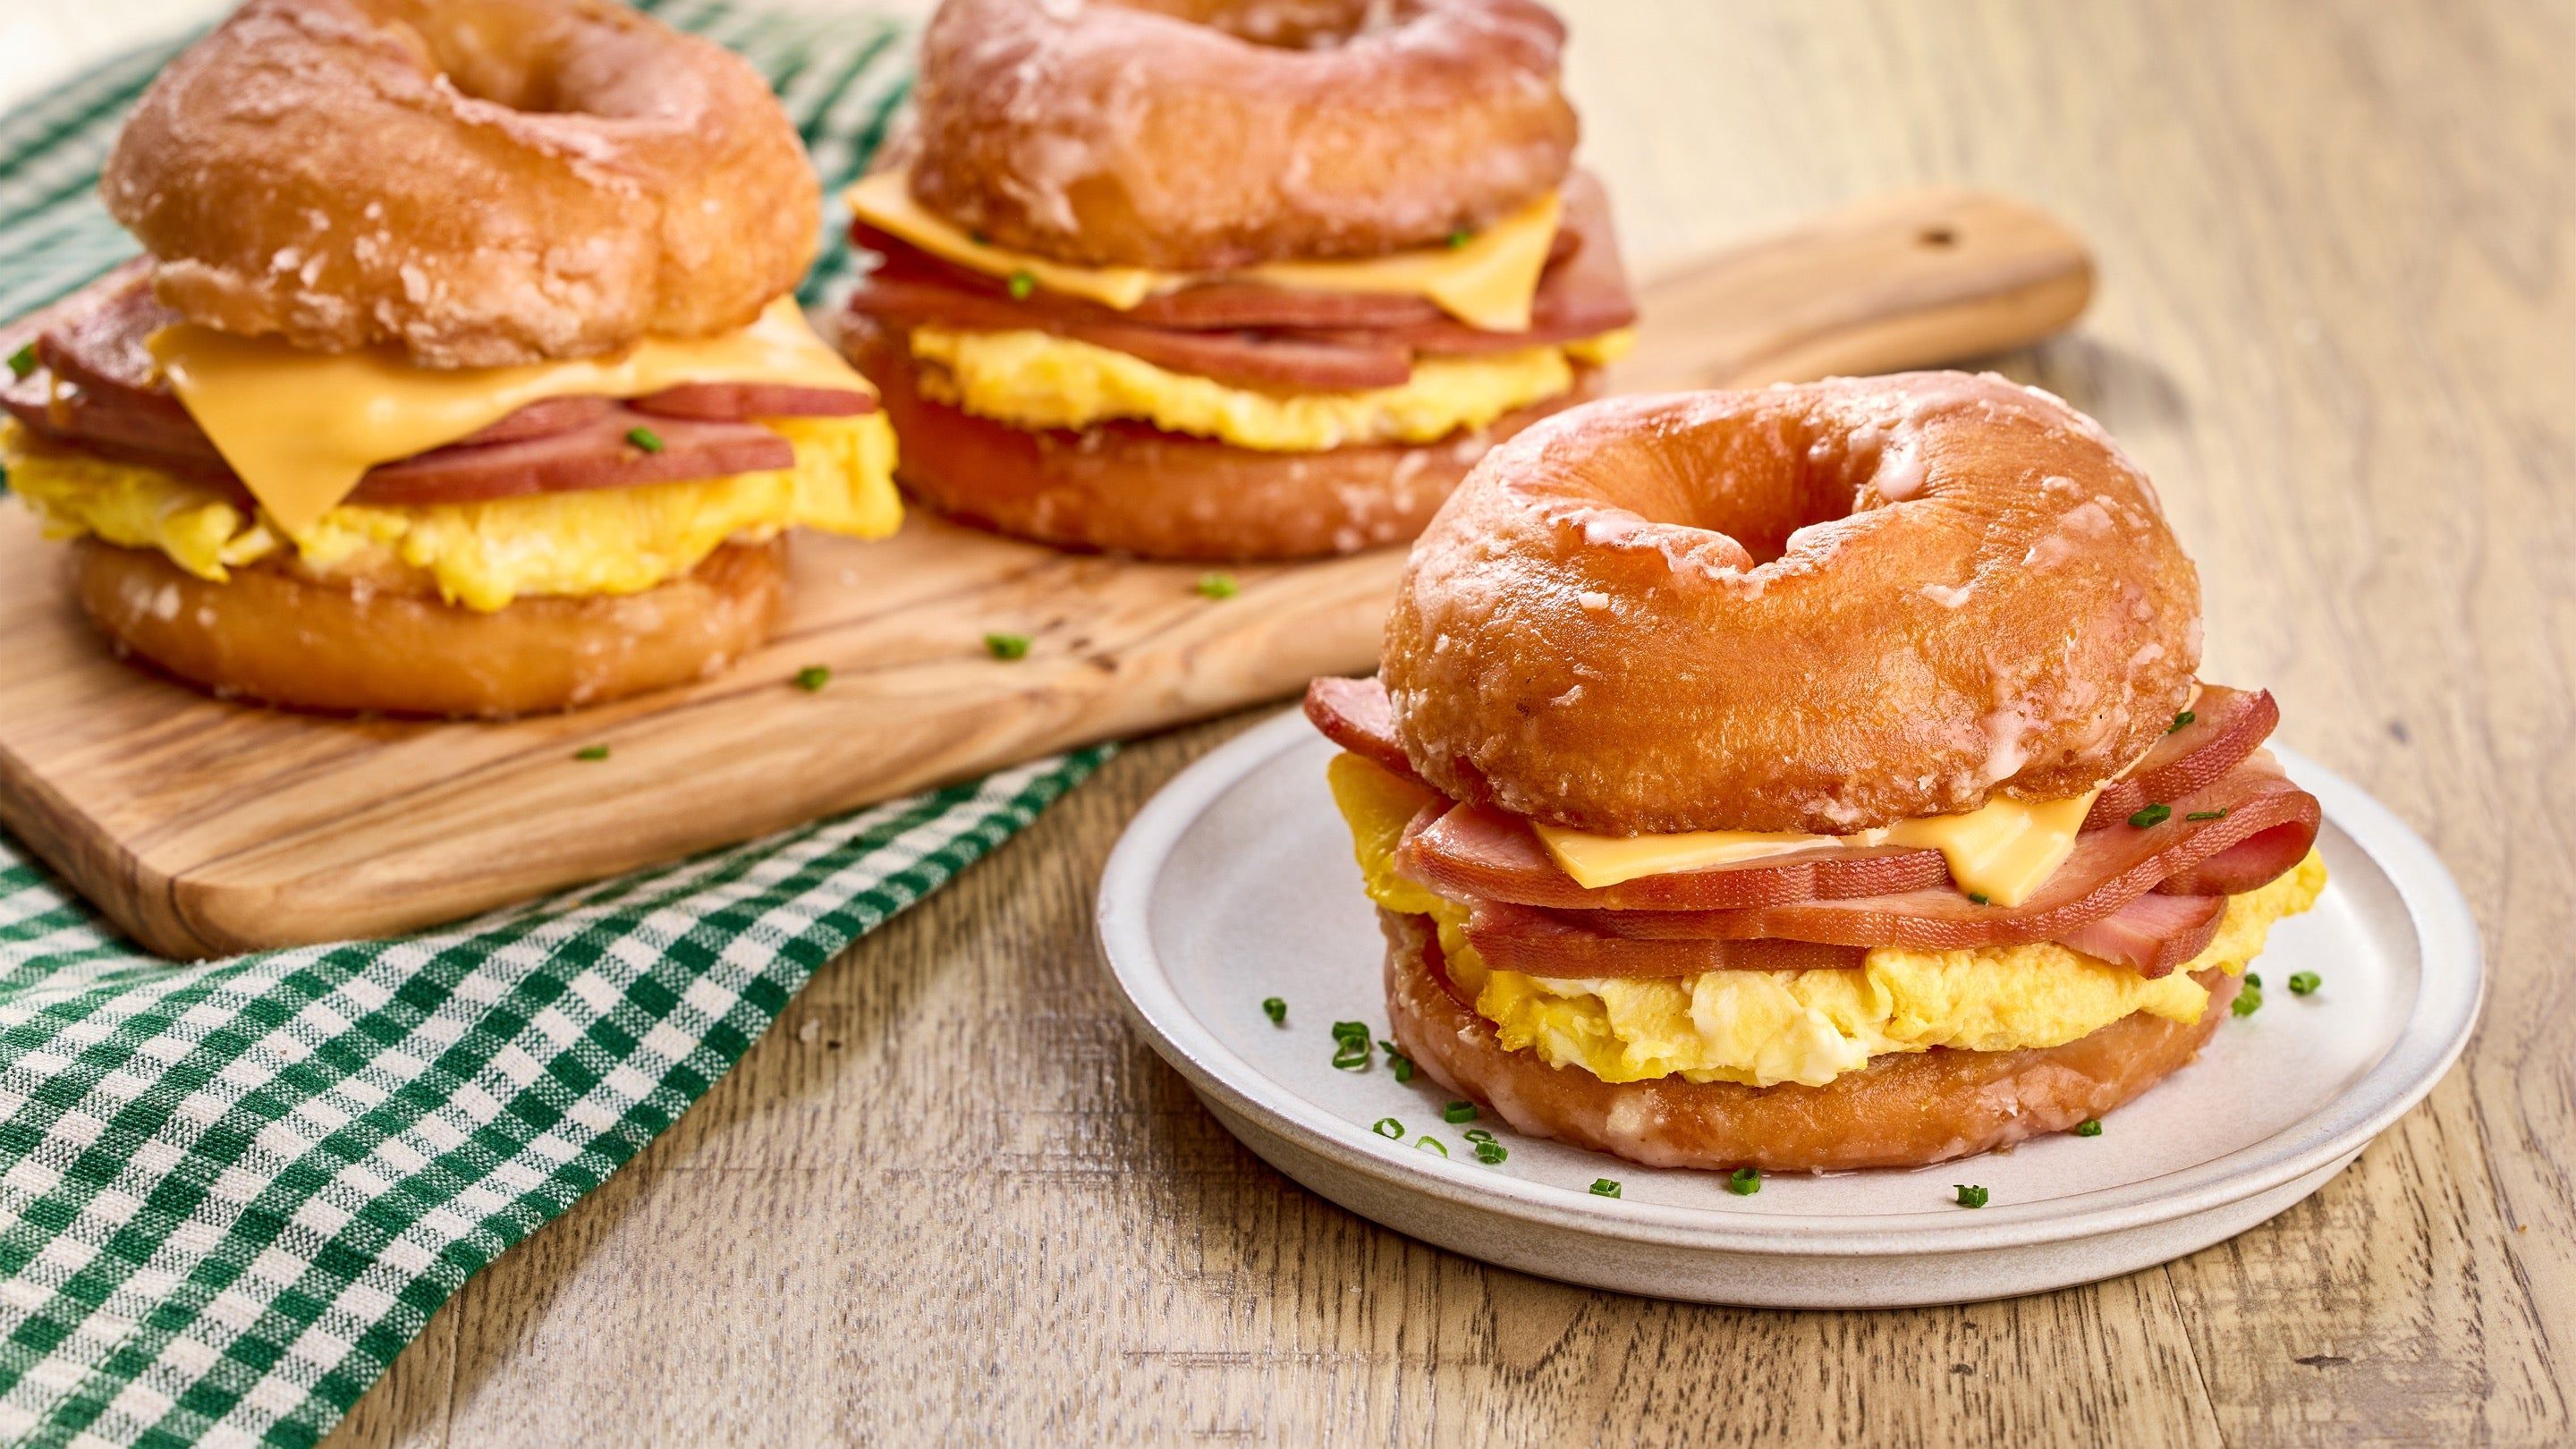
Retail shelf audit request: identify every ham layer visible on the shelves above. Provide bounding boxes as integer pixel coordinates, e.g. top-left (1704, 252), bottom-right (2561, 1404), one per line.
top-left (1, 282), bottom-right (877, 508)
top-left (843, 173), bottom-right (1637, 393)
top-left (1303, 674), bottom-right (2322, 979)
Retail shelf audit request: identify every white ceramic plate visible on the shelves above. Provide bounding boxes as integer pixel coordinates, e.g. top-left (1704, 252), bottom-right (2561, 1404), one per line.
top-left (1097, 708), bottom-right (2483, 1308)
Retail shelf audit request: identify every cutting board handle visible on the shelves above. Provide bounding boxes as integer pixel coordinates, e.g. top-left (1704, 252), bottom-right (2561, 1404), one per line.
top-left (1611, 189), bottom-right (2094, 394)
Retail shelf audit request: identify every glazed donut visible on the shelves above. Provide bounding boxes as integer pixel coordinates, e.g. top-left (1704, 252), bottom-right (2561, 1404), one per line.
top-left (1379, 910), bottom-right (2236, 1173)
top-left (1384, 374), bottom-right (2201, 836)
top-left (100, 0), bottom-right (819, 366)
top-left (72, 538), bottom-right (785, 718)
top-left (840, 314), bottom-right (1597, 558)
top-left (906, 0), bottom-right (1578, 269)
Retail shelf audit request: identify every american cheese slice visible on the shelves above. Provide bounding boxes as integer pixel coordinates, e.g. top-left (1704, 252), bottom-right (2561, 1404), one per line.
top-left (1535, 787), bottom-right (2106, 909)
top-left (149, 298), bottom-right (872, 536)
top-left (843, 169), bottom-right (1562, 333)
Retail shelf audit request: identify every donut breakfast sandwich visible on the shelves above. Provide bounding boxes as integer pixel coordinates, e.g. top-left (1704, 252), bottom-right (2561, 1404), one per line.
top-left (839, 0), bottom-right (1638, 560)
top-left (1308, 375), bottom-right (2327, 1173)
top-left (1, 0), bottom-right (901, 717)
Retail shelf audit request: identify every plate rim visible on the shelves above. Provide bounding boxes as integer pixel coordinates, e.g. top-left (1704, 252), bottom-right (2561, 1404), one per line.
top-left (1096, 705), bottom-right (2485, 1258)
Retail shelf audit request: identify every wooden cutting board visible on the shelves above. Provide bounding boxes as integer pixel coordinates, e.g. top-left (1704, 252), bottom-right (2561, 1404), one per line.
top-left (0, 189), bottom-right (2090, 958)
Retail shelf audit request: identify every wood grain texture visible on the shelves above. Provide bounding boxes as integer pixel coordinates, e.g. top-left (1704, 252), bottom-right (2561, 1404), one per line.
top-left (0, 190), bottom-right (2083, 960)
top-left (271, 0), bottom-right (2564, 1442)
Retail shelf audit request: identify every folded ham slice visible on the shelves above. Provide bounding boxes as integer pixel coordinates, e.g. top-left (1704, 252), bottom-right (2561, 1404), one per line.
top-left (2083, 685), bottom-right (2276, 829)
top-left (2156, 820), bottom-right (2318, 897)
top-left (2052, 893), bottom-right (2227, 977)
top-left (1306, 675), bottom-right (1422, 785)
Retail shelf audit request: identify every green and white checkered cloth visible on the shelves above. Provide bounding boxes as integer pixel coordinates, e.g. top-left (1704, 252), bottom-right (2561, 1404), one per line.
top-left (0, 8), bottom-right (1102, 1445)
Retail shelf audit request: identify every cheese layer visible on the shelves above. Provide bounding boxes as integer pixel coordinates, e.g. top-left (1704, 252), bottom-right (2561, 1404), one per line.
top-left (846, 170), bottom-right (1563, 332)
top-left (3, 414), bottom-right (899, 613)
top-left (1328, 752), bottom-right (2327, 1089)
top-left (910, 326), bottom-right (1631, 453)
top-left (150, 298), bottom-right (877, 535)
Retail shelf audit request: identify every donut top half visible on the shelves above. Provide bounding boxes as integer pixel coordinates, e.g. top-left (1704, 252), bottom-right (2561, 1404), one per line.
top-left (899, 0), bottom-right (1580, 271)
top-left (97, 0), bottom-right (824, 367)
top-left (1382, 374), bottom-right (2207, 838)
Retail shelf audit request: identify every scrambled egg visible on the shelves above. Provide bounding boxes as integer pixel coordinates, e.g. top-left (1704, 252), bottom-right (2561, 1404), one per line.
top-left (909, 326), bottom-right (1635, 453)
top-left (1327, 752), bottom-right (2327, 1089)
top-left (3, 413), bottom-right (899, 613)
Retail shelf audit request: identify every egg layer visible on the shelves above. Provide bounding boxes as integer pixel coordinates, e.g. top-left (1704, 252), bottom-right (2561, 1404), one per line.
top-left (1327, 751), bottom-right (2326, 1089)
top-left (908, 326), bottom-right (1634, 453)
top-left (2, 413), bottom-right (899, 613)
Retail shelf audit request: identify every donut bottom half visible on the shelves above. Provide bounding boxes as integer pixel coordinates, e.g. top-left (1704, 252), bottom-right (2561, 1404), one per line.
top-left (843, 314), bottom-right (1596, 562)
top-left (1379, 909), bottom-right (2241, 1174)
top-left (71, 536), bottom-right (786, 720)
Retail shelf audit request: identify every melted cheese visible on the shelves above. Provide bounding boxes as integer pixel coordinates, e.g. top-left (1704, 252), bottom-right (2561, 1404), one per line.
top-left (1534, 787), bottom-right (2103, 908)
top-left (844, 169), bottom-right (1562, 332)
top-left (148, 298), bottom-right (876, 536)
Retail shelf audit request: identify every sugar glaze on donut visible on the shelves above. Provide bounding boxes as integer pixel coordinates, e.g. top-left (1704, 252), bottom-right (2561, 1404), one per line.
top-left (1384, 373), bottom-right (2202, 836)
top-left (102, 0), bottom-right (821, 366)
top-left (905, 0), bottom-right (1579, 269)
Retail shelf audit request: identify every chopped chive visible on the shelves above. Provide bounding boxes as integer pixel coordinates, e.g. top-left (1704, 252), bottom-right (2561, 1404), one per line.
top-left (1967, 892), bottom-right (1992, 906)
top-left (1330, 1021), bottom-right (1372, 1071)
top-left (1415, 1136), bottom-right (1448, 1157)
top-left (1473, 1140), bottom-right (1508, 1165)
top-left (2169, 709), bottom-right (2198, 733)
top-left (2073, 1118), bottom-right (2103, 1137)
top-left (1377, 1038), bottom-right (1397, 1053)
top-left (573, 744), bottom-right (610, 762)
top-left (1727, 1167), bottom-right (1761, 1196)
top-left (792, 665), bottom-right (831, 692)
top-left (624, 426), bottom-right (665, 453)
top-left (1007, 269), bottom-right (1037, 300)
top-left (1372, 1117), bottom-right (1402, 1140)
top-left (1589, 1178), bottom-right (1621, 1199)
top-left (1443, 1101), bottom-right (1477, 1124)
top-left (1390, 1053), bottom-right (1414, 1083)
top-left (2129, 802), bottom-right (2174, 828)
top-left (1954, 1183), bottom-right (1990, 1208)
top-left (1462, 1129), bottom-right (1496, 1145)
top-left (2186, 809), bottom-right (2229, 821)
top-left (2288, 970), bottom-right (2321, 996)
top-left (6, 343), bottom-right (33, 379)
top-left (1445, 228), bottom-right (1473, 249)
top-left (1195, 572), bottom-right (1240, 599)
top-left (1261, 996), bottom-right (1286, 1025)
top-left (2233, 976), bottom-right (2265, 1017)
top-left (983, 631), bottom-right (1031, 660)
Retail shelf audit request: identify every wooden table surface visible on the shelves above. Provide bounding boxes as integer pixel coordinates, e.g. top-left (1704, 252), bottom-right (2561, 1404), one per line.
top-left (314, 2), bottom-right (2572, 1444)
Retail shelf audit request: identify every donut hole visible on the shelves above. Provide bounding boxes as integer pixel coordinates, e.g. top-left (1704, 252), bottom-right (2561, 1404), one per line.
top-left (1604, 417), bottom-right (1883, 567)
top-left (362, 0), bottom-right (638, 117)
top-left (1123, 0), bottom-right (1410, 49)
